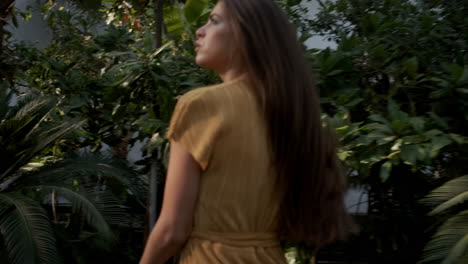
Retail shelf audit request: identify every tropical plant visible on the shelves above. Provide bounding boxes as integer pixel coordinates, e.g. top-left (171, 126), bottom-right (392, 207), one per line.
top-left (0, 83), bottom-right (140, 264)
top-left (9, 0), bottom-right (468, 263)
top-left (421, 175), bottom-right (468, 264)
top-left (307, 0), bottom-right (468, 262)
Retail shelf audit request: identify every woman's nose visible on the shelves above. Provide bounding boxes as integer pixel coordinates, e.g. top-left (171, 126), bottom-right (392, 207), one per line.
top-left (196, 25), bottom-right (205, 39)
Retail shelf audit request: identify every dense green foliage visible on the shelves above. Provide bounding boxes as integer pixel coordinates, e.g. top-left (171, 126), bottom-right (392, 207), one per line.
top-left (309, 0), bottom-right (468, 263)
top-left (1, 0), bottom-right (467, 263)
top-left (0, 83), bottom-right (142, 263)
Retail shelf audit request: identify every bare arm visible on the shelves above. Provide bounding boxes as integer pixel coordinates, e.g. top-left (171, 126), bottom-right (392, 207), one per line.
top-left (139, 140), bottom-right (201, 264)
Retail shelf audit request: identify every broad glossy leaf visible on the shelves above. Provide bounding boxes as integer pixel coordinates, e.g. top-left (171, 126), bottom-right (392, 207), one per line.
top-left (380, 161), bottom-right (392, 182)
top-left (367, 123), bottom-right (393, 135)
top-left (400, 144), bottom-right (419, 165)
top-left (404, 57), bottom-right (419, 77)
top-left (337, 150), bottom-right (352, 161)
top-left (449, 133), bottom-right (467, 144)
top-left (369, 114), bottom-right (389, 124)
top-left (377, 136), bottom-right (396, 145)
top-left (448, 63), bottom-right (464, 82)
top-left (165, 4), bottom-right (184, 34)
top-left (184, 0), bottom-right (208, 23)
top-left (457, 88), bottom-right (468, 94)
top-left (431, 136), bottom-right (452, 151)
top-left (425, 129), bottom-right (444, 138)
top-left (428, 112), bottom-right (449, 129)
top-left (457, 67), bottom-right (468, 83)
top-left (409, 117), bottom-right (425, 132)
top-left (387, 100), bottom-right (408, 122)
top-left (391, 139), bottom-right (403, 151)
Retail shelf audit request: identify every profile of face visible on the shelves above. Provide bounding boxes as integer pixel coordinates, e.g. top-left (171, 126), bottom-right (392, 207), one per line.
top-left (195, 2), bottom-right (236, 73)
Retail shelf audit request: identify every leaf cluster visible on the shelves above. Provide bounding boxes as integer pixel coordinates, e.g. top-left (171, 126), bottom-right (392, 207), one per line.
top-left (308, 0), bottom-right (468, 262)
top-left (0, 83), bottom-right (143, 264)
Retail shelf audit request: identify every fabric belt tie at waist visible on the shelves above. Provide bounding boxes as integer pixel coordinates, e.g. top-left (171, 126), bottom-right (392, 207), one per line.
top-left (190, 230), bottom-right (280, 248)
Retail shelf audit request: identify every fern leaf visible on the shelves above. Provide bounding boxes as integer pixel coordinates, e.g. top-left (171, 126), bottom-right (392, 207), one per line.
top-left (429, 191), bottom-right (468, 215)
top-left (422, 210), bottom-right (468, 264)
top-left (442, 234), bottom-right (468, 264)
top-left (0, 193), bottom-right (60, 264)
top-left (421, 175), bottom-right (468, 207)
top-left (23, 185), bottom-right (115, 242)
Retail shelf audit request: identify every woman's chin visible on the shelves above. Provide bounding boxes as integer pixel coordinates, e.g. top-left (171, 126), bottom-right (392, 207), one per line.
top-left (194, 56), bottom-right (204, 67)
top-left (195, 57), bottom-right (211, 69)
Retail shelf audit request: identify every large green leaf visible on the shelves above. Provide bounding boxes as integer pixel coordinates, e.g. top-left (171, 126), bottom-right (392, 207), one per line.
top-left (165, 4), bottom-right (185, 34)
top-left (184, 0), bottom-right (208, 23)
top-left (0, 193), bottom-right (59, 264)
top-left (379, 160), bottom-right (392, 182)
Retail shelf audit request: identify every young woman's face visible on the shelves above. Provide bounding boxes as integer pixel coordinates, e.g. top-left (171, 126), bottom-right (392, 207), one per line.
top-left (195, 2), bottom-right (235, 72)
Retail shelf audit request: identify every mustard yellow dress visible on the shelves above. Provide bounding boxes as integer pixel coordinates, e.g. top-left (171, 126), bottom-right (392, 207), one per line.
top-left (167, 79), bottom-right (287, 263)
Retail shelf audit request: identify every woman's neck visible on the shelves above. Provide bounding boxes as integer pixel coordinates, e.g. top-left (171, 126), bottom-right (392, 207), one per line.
top-left (218, 68), bottom-right (247, 83)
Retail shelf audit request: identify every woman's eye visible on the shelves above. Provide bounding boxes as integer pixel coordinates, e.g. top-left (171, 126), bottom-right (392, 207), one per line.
top-left (210, 18), bottom-right (219, 25)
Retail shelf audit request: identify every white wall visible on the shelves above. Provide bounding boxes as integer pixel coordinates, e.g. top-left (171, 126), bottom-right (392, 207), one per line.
top-left (9, 0), bottom-right (52, 48)
top-left (303, 0), bottom-right (338, 49)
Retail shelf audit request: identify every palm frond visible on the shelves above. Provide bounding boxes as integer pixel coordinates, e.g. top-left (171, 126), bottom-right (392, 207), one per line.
top-left (0, 193), bottom-right (60, 264)
top-left (2, 91), bottom-right (50, 121)
top-left (456, 252), bottom-right (468, 264)
top-left (0, 88), bottom-right (85, 184)
top-left (442, 234), bottom-right (468, 264)
top-left (421, 175), bottom-right (468, 208)
top-left (0, 115), bottom-right (36, 141)
top-left (429, 191), bottom-right (468, 216)
top-left (421, 210), bottom-right (468, 264)
top-left (14, 97), bottom-right (51, 120)
top-left (0, 119), bottom-right (85, 183)
top-left (29, 151), bottom-right (132, 185)
top-left (22, 184), bottom-right (118, 241)
top-left (18, 152), bottom-right (146, 207)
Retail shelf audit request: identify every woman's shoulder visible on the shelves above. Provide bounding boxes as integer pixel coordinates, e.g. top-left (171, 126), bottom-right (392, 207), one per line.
top-left (179, 79), bottom-right (246, 103)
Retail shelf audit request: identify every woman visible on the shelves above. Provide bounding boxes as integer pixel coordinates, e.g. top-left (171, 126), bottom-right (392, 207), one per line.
top-left (140, 0), bottom-right (352, 263)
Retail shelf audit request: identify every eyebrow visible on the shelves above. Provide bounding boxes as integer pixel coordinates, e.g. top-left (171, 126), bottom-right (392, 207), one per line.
top-left (210, 13), bottom-right (222, 19)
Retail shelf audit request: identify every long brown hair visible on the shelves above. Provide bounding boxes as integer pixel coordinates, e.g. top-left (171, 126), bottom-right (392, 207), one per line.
top-left (222, 0), bottom-right (352, 246)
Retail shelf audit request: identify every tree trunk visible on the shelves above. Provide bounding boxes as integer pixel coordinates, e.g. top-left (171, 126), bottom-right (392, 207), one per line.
top-left (112, 131), bottom-right (133, 160)
top-left (145, 0), bottom-right (164, 238)
top-left (154, 0), bottom-right (164, 48)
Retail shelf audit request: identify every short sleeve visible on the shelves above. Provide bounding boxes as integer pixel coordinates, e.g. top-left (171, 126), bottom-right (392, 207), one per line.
top-left (166, 91), bottom-right (220, 170)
